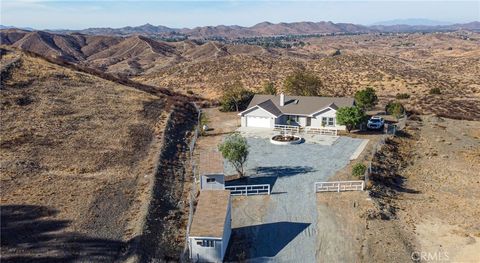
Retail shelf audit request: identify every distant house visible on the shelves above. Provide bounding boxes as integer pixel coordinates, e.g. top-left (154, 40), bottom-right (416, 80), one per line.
top-left (239, 93), bottom-right (354, 131)
top-left (188, 190), bottom-right (232, 263)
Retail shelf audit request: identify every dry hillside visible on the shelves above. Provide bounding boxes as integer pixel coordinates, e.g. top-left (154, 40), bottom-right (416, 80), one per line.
top-left (0, 47), bottom-right (196, 262)
top-left (3, 30), bottom-right (478, 120)
top-left (135, 31), bottom-right (480, 120)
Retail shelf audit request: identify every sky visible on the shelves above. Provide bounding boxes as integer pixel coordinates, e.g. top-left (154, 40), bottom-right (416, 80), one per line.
top-left (1, 0), bottom-right (479, 30)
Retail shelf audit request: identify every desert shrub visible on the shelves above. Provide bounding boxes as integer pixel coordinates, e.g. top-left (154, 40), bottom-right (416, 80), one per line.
top-left (352, 163), bottom-right (366, 178)
top-left (395, 93), bottom-right (410, 100)
top-left (354, 87), bottom-right (378, 110)
top-left (186, 90), bottom-right (194, 95)
top-left (429, 88), bottom-right (441, 95)
top-left (220, 81), bottom-right (255, 112)
top-left (385, 101), bottom-right (405, 119)
top-left (336, 106), bottom-right (366, 133)
top-left (284, 70), bottom-right (324, 96)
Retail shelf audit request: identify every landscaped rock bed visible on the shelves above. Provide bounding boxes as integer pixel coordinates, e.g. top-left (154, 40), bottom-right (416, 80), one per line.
top-left (270, 134), bottom-right (303, 145)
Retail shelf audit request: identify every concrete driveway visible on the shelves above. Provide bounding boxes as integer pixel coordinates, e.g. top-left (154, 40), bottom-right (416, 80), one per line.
top-left (225, 136), bottom-right (365, 262)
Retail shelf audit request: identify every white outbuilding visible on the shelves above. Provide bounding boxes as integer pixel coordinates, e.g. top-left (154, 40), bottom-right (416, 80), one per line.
top-left (188, 190), bottom-right (232, 262)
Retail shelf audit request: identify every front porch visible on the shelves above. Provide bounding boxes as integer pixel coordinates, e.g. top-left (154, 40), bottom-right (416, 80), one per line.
top-left (273, 124), bottom-right (339, 136)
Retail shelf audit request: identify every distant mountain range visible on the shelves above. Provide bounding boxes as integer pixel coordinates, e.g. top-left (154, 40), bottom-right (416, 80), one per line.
top-left (372, 18), bottom-right (454, 26)
top-left (1, 21), bottom-right (479, 39)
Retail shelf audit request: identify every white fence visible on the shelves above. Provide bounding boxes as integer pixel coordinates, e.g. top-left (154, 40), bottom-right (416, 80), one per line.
top-left (225, 184), bottom-right (271, 196)
top-left (305, 127), bottom-right (338, 136)
top-left (274, 124), bottom-right (300, 134)
top-left (315, 181), bottom-right (364, 192)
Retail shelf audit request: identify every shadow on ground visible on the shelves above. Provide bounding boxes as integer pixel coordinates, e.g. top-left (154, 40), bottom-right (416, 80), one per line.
top-left (226, 221), bottom-right (310, 261)
top-left (252, 166), bottom-right (315, 177)
top-left (225, 166), bottom-right (314, 192)
top-left (1, 205), bottom-right (136, 262)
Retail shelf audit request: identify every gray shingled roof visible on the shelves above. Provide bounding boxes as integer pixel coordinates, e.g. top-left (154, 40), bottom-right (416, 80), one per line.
top-left (244, 94), bottom-right (354, 116)
top-left (257, 99), bottom-right (282, 117)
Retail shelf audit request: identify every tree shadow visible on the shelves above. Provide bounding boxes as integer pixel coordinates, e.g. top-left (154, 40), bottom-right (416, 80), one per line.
top-left (1, 205), bottom-right (136, 262)
top-left (226, 176), bottom-right (278, 191)
top-left (226, 222), bottom-right (310, 261)
top-left (225, 166), bottom-right (314, 192)
top-left (252, 166), bottom-right (315, 177)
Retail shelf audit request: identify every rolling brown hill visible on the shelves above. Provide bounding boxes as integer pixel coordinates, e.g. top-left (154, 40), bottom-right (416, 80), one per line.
top-left (0, 29), bottom-right (276, 76)
top-left (2, 29), bottom-right (479, 120)
top-left (133, 31), bottom-right (480, 119)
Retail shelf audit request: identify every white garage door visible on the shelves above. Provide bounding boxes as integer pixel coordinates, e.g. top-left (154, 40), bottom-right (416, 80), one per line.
top-left (246, 116), bottom-right (270, 128)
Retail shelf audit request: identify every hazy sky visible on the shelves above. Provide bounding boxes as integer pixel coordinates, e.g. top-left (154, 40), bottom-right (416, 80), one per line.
top-left (1, 1), bottom-right (479, 29)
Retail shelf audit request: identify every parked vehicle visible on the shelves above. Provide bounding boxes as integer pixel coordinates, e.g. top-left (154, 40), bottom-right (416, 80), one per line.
top-left (367, 116), bottom-right (385, 130)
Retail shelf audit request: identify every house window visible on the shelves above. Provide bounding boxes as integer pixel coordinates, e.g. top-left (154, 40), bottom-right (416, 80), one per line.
top-left (197, 239), bottom-right (215, 247)
top-left (322, 117), bottom-right (335, 127)
top-left (306, 117), bottom-right (311, 126)
top-left (206, 178), bottom-right (215, 183)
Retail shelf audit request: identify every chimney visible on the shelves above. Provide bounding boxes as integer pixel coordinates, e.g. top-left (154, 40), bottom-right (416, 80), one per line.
top-left (280, 93), bottom-right (285, 106)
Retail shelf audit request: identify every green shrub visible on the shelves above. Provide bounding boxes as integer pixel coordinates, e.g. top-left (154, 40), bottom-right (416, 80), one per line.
top-left (395, 93), bottom-right (410, 99)
top-left (429, 88), bottom-right (441, 95)
top-left (352, 163), bottom-right (367, 178)
top-left (385, 101), bottom-right (405, 119)
top-left (354, 87), bottom-right (378, 110)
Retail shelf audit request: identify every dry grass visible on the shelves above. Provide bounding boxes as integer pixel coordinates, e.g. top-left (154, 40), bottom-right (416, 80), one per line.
top-left (0, 49), bottom-right (171, 261)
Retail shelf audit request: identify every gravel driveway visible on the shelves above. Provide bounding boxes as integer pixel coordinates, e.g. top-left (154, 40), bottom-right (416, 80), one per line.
top-left (225, 136), bottom-right (365, 262)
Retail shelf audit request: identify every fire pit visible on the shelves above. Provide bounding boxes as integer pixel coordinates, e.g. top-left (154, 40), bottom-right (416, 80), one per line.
top-left (270, 134), bottom-right (303, 145)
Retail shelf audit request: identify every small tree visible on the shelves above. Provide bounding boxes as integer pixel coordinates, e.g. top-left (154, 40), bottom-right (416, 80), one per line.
top-left (220, 81), bottom-right (255, 112)
top-left (218, 133), bottom-right (249, 177)
top-left (284, 70), bottom-right (324, 96)
top-left (386, 101), bottom-right (405, 119)
top-left (352, 163), bottom-right (366, 178)
top-left (263, 81), bottom-right (276, 95)
top-left (336, 106), bottom-right (365, 133)
top-left (354, 87), bottom-right (378, 110)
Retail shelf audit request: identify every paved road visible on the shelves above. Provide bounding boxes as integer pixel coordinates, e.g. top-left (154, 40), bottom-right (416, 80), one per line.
top-left (226, 137), bottom-right (364, 262)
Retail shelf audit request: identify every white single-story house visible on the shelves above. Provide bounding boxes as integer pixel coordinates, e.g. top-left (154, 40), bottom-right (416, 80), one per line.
top-left (189, 190), bottom-right (232, 263)
top-left (239, 93), bottom-right (354, 131)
